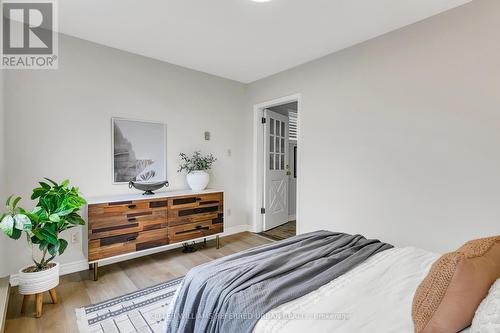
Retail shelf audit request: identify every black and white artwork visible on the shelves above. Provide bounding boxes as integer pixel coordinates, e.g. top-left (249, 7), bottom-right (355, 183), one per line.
top-left (112, 118), bottom-right (166, 184)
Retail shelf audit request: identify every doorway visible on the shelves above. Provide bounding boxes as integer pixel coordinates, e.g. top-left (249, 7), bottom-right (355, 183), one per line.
top-left (253, 95), bottom-right (300, 240)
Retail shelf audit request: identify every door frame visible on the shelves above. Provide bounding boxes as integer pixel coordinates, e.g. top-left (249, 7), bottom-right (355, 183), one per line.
top-left (252, 93), bottom-right (302, 234)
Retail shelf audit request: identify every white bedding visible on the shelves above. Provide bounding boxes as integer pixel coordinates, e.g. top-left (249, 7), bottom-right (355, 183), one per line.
top-left (253, 247), bottom-right (440, 333)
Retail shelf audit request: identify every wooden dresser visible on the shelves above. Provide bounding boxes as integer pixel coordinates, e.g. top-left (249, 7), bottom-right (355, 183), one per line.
top-left (86, 190), bottom-right (223, 280)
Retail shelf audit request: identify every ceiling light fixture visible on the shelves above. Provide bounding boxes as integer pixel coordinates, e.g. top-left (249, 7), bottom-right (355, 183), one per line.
top-left (252, 0), bottom-right (272, 3)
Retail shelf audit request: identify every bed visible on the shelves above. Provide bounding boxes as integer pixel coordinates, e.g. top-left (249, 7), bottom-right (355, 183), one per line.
top-left (165, 231), bottom-right (496, 333)
top-left (253, 246), bottom-right (438, 333)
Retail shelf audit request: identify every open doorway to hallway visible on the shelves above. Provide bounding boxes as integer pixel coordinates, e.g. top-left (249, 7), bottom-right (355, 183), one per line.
top-left (259, 101), bottom-right (298, 241)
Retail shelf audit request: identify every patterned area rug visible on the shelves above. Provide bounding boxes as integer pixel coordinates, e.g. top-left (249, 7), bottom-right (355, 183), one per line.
top-left (75, 276), bottom-right (183, 333)
top-left (259, 221), bottom-right (296, 241)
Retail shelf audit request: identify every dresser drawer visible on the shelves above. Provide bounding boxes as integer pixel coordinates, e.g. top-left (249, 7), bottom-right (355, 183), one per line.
top-left (88, 198), bottom-right (168, 216)
top-left (89, 210), bottom-right (167, 240)
top-left (168, 197), bottom-right (223, 227)
top-left (88, 228), bottom-right (169, 261)
top-left (168, 209), bottom-right (221, 227)
top-left (168, 193), bottom-right (223, 209)
top-left (89, 208), bottom-right (167, 223)
top-left (88, 240), bottom-right (136, 262)
top-left (168, 220), bottom-right (223, 243)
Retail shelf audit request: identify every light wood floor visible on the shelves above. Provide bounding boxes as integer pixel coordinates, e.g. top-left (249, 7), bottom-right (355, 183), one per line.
top-left (259, 221), bottom-right (296, 241)
top-left (5, 232), bottom-right (271, 333)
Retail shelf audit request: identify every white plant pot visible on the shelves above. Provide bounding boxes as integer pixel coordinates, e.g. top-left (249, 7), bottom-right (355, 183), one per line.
top-left (186, 170), bottom-right (210, 191)
top-left (18, 262), bottom-right (60, 295)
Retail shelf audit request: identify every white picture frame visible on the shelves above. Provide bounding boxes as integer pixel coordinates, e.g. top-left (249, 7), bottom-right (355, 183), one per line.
top-left (111, 118), bottom-right (167, 184)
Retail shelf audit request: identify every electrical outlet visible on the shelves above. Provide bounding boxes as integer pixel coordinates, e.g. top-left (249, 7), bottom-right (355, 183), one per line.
top-left (227, 149), bottom-right (232, 157)
top-left (71, 232), bottom-right (79, 244)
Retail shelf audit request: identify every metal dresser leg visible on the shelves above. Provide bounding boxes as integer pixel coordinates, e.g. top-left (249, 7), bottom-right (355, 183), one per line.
top-left (92, 262), bottom-right (98, 281)
top-left (216, 235), bottom-right (220, 249)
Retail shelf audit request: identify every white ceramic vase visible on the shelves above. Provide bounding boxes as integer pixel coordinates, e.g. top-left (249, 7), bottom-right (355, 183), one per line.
top-left (18, 262), bottom-right (60, 295)
top-left (186, 170), bottom-right (210, 191)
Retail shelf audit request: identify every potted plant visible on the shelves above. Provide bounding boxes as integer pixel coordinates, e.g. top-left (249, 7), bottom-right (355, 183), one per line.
top-left (0, 178), bottom-right (86, 295)
top-left (178, 151), bottom-right (217, 191)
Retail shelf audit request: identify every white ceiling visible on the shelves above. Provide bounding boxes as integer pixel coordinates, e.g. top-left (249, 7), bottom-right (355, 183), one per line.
top-left (59, 0), bottom-right (472, 83)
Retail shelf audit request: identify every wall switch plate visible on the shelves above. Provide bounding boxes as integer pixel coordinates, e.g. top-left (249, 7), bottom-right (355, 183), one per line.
top-left (204, 131), bottom-right (211, 140)
top-left (71, 232), bottom-right (79, 244)
top-left (227, 208), bottom-right (231, 216)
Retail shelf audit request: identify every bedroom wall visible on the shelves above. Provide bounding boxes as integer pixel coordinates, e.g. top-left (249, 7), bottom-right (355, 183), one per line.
top-left (245, 0), bottom-right (500, 253)
top-left (3, 34), bottom-right (247, 275)
top-left (0, 70), bottom-right (6, 277)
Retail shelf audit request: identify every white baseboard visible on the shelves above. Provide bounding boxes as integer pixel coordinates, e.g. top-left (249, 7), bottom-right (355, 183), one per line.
top-left (9, 224), bottom-right (251, 286)
top-left (223, 224), bottom-right (250, 235)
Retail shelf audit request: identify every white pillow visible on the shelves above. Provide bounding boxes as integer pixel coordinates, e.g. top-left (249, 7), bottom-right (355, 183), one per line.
top-left (471, 278), bottom-right (500, 333)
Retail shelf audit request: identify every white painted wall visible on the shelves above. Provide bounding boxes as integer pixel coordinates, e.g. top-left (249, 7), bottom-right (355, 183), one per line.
top-left (245, 0), bottom-right (500, 253)
top-left (3, 34), bottom-right (247, 275)
top-left (0, 70), bottom-right (6, 277)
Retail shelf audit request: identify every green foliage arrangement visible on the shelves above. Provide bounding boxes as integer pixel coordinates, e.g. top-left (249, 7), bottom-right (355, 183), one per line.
top-left (0, 178), bottom-right (87, 271)
top-left (178, 151), bottom-right (217, 173)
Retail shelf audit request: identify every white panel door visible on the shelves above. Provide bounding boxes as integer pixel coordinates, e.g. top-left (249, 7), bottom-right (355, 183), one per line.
top-left (264, 109), bottom-right (289, 231)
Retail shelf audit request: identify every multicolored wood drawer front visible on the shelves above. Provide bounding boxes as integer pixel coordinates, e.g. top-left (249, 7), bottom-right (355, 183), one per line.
top-left (88, 198), bottom-right (169, 261)
top-left (88, 228), bottom-right (169, 261)
top-left (167, 192), bottom-right (224, 242)
top-left (168, 219), bottom-right (223, 243)
top-left (87, 192), bottom-right (224, 262)
top-left (167, 193), bottom-right (223, 227)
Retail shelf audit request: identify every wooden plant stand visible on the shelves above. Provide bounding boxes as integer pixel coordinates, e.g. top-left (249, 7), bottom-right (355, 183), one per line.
top-left (21, 288), bottom-right (58, 318)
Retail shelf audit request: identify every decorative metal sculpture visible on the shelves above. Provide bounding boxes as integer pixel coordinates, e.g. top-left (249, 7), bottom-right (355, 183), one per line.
top-left (128, 180), bottom-right (169, 195)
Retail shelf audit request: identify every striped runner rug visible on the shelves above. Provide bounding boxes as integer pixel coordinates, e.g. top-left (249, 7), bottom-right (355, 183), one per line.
top-left (75, 276), bottom-right (183, 333)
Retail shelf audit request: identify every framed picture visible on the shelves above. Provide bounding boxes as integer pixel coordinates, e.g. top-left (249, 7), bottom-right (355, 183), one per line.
top-left (111, 118), bottom-right (166, 184)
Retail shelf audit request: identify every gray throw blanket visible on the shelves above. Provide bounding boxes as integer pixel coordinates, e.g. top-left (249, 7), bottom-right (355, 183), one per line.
top-left (166, 230), bottom-right (393, 333)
